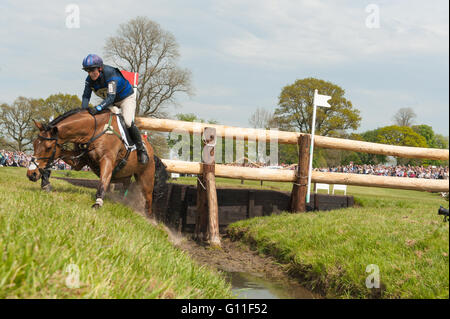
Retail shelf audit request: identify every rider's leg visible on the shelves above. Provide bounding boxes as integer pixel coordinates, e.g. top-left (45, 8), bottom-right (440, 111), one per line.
top-left (128, 122), bottom-right (149, 164)
top-left (41, 168), bottom-right (52, 192)
top-left (117, 91), bottom-right (149, 164)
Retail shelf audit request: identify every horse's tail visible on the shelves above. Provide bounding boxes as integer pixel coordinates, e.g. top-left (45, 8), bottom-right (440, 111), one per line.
top-left (153, 155), bottom-right (169, 201)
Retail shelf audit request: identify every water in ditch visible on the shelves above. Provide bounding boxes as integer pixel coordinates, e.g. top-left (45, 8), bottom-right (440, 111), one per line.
top-left (223, 271), bottom-right (319, 299)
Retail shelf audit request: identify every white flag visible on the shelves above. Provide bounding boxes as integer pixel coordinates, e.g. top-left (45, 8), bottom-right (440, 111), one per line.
top-left (314, 91), bottom-right (331, 108)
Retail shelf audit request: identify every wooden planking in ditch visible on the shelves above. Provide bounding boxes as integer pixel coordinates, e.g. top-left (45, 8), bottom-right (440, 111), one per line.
top-left (56, 177), bottom-right (353, 232)
top-left (154, 183), bottom-right (354, 233)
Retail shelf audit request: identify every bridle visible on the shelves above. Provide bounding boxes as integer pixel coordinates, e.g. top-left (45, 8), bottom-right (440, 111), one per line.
top-left (31, 130), bottom-right (62, 174)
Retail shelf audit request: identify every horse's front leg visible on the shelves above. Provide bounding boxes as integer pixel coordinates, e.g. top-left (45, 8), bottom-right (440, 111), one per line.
top-left (92, 157), bottom-right (113, 209)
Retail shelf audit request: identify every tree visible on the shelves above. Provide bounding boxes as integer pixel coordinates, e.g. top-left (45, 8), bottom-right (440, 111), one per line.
top-left (104, 16), bottom-right (193, 116)
top-left (434, 134), bottom-right (449, 150)
top-left (393, 107), bottom-right (416, 127)
top-left (42, 93), bottom-right (83, 120)
top-left (248, 107), bottom-right (275, 129)
top-left (0, 135), bottom-right (9, 150)
top-left (0, 97), bottom-right (44, 151)
top-left (274, 78), bottom-right (361, 136)
top-left (364, 125), bottom-right (427, 165)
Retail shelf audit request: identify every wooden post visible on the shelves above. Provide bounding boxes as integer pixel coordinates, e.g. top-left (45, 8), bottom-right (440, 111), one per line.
top-left (290, 135), bottom-right (311, 212)
top-left (194, 177), bottom-right (207, 240)
top-left (201, 127), bottom-right (221, 247)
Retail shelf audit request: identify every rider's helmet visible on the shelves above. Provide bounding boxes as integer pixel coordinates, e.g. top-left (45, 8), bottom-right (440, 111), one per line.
top-left (82, 54), bottom-right (103, 71)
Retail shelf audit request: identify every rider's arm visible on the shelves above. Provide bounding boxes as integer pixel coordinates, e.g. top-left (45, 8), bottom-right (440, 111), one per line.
top-left (96, 80), bottom-right (117, 110)
top-left (81, 80), bottom-right (92, 109)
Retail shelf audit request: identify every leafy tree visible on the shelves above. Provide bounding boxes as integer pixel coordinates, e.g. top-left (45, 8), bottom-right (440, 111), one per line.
top-left (0, 97), bottom-right (45, 151)
top-left (43, 93), bottom-right (83, 120)
top-left (412, 124), bottom-right (436, 148)
top-left (393, 107), bottom-right (416, 127)
top-left (274, 78), bottom-right (361, 136)
top-left (374, 125), bottom-right (427, 148)
top-left (434, 134), bottom-right (449, 150)
top-left (363, 125), bottom-right (427, 165)
top-left (104, 16), bottom-right (193, 116)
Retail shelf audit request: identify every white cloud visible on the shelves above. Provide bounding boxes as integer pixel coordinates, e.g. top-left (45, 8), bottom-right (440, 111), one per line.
top-left (210, 0), bottom-right (449, 68)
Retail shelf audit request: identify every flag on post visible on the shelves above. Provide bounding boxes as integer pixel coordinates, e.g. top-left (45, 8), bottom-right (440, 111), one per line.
top-left (120, 70), bottom-right (139, 87)
top-left (305, 90), bottom-right (332, 204)
top-left (314, 90), bottom-right (331, 108)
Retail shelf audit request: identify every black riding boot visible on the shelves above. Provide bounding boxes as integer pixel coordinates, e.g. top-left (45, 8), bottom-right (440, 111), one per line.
top-left (128, 123), bottom-right (149, 164)
top-left (41, 169), bottom-right (52, 192)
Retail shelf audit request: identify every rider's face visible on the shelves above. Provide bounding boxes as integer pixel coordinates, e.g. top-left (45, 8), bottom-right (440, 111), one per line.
top-left (88, 68), bottom-right (101, 81)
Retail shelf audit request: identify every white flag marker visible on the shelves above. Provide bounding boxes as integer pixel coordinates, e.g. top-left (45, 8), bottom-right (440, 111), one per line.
top-left (306, 89), bottom-right (331, 204)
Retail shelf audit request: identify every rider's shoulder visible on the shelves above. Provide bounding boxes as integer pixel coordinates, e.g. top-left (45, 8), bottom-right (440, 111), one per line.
top-left (102, 65), bottom-right (120, 78)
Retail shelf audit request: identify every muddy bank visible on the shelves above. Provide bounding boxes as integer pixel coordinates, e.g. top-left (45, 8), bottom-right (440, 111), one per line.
top-left (169, 233), bottom-right (320, 299)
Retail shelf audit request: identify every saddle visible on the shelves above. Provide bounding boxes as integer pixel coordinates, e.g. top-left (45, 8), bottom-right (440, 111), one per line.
top-left (73, 107), bottom-right (136, 177)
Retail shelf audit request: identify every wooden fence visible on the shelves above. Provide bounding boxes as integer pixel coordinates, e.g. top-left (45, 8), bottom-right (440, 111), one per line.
top-left (136, 117), bottom-right (449, 247)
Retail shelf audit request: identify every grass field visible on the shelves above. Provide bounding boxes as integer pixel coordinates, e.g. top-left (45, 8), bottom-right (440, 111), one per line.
top-left (2, 168), bottom-right (448, 298)
top-left (0, 167), bottom-right (233, 299)
top-left (217, 177), bottom-right (449, 298)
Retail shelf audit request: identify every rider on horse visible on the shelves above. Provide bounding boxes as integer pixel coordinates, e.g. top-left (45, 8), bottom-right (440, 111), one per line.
top-left (81, 54), bottom-right (149, 165)
top-left (38, 54), bottom-right (150, 191)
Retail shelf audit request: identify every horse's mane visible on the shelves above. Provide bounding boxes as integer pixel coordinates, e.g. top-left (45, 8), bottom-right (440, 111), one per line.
top-left (46, 108), bottom-right (85, 130)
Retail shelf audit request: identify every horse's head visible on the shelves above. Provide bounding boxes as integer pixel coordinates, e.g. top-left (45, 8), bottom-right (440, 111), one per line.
top-left (27, 120), bottom-right (61, 182)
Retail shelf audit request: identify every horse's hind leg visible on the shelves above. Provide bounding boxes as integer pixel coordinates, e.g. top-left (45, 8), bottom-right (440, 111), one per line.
top-left (137, 160), bottom-right (155, 219)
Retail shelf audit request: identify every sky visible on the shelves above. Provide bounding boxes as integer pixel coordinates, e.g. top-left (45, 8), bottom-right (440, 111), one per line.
top-left (0, 0), bottom-right (448, 135)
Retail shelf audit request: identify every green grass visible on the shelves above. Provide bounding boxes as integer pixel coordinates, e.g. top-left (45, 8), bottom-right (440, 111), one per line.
top-left (52, 170), bottom-right (98, 180)
top-left (225, 181), bottom-right (449, 298)
top-left (0, 167), bottom-right (233, 299)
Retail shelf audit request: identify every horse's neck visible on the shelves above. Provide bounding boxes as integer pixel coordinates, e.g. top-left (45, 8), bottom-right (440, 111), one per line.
top-left (57, 113), bottom-right (109, 144)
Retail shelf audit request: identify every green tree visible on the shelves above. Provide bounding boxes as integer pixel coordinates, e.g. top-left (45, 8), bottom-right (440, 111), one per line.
top-left (434, 134), bottom-right (449, 150)
top-left (412, 124), bottom-right (436, 148)
top-left (364, 125), bottom-right (427, 166)
top-left (43, 93), bottom-right (83, 120)
top-left (0, 97), bottom-right (45, 151)
top-left (375, 125), bottom-right (427, 148)
top-left (274, 78), bottom-right (361, 136)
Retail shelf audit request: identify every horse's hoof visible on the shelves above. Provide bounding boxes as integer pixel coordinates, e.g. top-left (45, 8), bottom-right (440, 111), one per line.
top-left (92, 198), bottom-right (103, 209)
top-left (41, 184), bottom-right (52, 192)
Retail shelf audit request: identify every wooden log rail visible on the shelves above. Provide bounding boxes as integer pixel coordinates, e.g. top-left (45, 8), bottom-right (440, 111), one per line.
top-left (137, 117), bottom-right (449, 160)
top-left (161, 159), bottom-right (449, 193)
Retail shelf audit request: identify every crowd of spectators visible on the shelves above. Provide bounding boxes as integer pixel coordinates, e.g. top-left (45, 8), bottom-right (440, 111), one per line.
top-left (0, 149), bottom-right (71, 170)
top-left (225, 159), bottom-right (449, 180)
top-left (2, 149), bottom-right (449, 180)
top-left (316, 162), bottom-right (449, 180)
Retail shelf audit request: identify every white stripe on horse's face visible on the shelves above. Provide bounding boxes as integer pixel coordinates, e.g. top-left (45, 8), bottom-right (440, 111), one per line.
top-left (28, 162), bottom-right (37, 170)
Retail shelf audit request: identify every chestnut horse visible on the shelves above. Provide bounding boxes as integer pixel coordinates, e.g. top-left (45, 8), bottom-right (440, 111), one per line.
top-left (26, 108), bottom-right (168, 218)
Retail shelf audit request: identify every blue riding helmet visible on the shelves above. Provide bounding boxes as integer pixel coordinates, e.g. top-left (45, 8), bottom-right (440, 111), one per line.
top-left (82, 54), bottom-right (103, 70)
